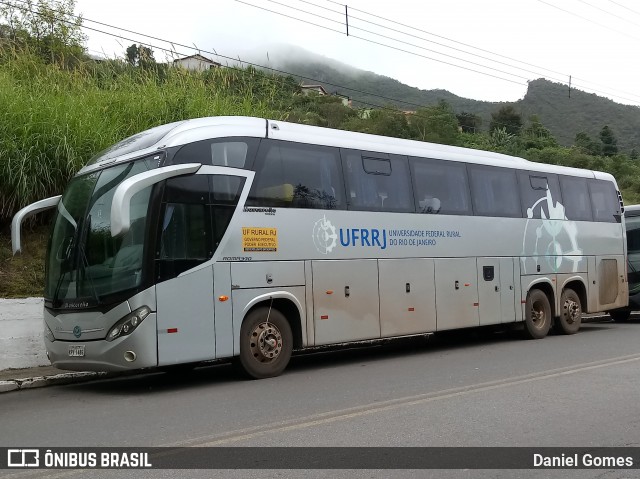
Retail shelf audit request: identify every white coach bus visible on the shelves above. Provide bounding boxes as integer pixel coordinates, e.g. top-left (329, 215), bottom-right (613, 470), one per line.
top-left (12, 116), bottom-right (627, 378)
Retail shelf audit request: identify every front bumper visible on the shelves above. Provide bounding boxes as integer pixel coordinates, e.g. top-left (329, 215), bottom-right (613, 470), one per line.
top-left (45, 313), bottom-right (158, 371)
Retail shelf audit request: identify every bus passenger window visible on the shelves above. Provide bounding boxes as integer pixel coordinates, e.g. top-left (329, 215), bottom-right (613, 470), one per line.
top-left (468, 165), bottom-right (521, 217)
top-left (410, 157), bottom-right (471, 215)
top-left (518, 172), bottom-right (562, 219)
top-left (559, 176), bottom-right (593, 221)
top-left (248, 140), bottom-right (344, 210)
top-left (589, 179), bottom-right (621, 223)
top-left (210, 142), bottom-right (248, 168)
top-left (342, 150), bottom-right (413, 212)
top-left (168, 137), bottom-right (258, 168)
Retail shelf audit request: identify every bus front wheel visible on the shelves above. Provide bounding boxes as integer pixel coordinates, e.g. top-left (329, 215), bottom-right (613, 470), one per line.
top-left (238, 307), bottom-right (293, 379)
top-left (524, 289), bottom-right (552, 339)
top-left (555, 288), bottom-right (582, 334)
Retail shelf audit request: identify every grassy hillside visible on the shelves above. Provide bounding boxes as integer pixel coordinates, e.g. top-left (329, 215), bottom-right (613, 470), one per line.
top-left (0, 52), bottom-right (290, 228)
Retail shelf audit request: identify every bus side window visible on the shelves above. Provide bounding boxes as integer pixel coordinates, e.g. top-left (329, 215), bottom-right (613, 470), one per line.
top-left (409, 157), bottom-right (471, 215)
top-left (518, 171), bottom-right (563, 219)
top-left (342, 150), bottom-right (413, 212)
top-left (559, 176), bottom-right (593, 221)
top-left (248, 140), bottom-right (345, 210)
top-left (167, 137), bottom-right (259, 169)
top-left (468, 165), bottom-right (521, 218)
top-left (589, 179), bottom-right (621, 223)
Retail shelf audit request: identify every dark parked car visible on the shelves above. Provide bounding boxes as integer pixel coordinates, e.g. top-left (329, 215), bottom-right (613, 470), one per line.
top-left (610, 204), bottom-right (640, 321)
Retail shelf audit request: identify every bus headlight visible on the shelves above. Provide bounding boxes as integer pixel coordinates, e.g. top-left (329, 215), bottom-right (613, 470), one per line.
top-left (44, 323), bottom-right (55, 342)
top-left (106, 306), bottom-right (151, 342)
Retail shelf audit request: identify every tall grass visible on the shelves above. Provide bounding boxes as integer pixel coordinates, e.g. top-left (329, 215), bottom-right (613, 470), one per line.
top-left (0, 49), bottom-right (290, 226)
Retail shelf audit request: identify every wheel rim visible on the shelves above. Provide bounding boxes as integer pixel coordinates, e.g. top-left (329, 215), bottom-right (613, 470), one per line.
top-left (563, 298), bottom-right (580, 324)
top-left (530, 299), bottom-right (547, 329)
top-left (249, 321), bottom-right (283, 363)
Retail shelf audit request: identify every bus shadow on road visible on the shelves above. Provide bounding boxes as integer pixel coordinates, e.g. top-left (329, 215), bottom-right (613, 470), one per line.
top-left (65, 361), bottom-right (240, 396)
top-left (67, 319), bottom-right (621, 395)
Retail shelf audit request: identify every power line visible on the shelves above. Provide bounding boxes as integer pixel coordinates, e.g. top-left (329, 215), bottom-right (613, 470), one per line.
top-left (324, 0), bottom-right (570, 80)
top-left (533, 0), bottom-right (640, 103)
top-left (269, 0), bottom-right (549, 82)
top-left (604, 0), bottom-right (640, 18)
top-left (323, 0), bottom-right (640, 105)
top-left (536, 0), bottom-right (640, 41)
top-left (243, 0), bottom-right (640, 105)
top-left (576, 0), bottom-right (640, 30)
top-left (238, 0), bottom-right (526, 85)
top-left (292, 0), bottom-right (567, 84)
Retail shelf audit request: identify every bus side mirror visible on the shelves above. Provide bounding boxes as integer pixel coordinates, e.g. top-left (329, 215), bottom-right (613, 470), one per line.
top-left (11, 195), bottom-right (61, 255)
top-left (110, 163), bottom-right (201, 237)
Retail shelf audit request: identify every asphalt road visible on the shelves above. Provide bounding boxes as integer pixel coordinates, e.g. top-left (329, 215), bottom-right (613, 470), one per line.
top-left (2, 319), bottom-right (640, 479)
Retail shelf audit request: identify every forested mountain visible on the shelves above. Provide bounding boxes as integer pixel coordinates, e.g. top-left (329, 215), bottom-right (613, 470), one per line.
top-left (274, 52), bottom-right (640, 152)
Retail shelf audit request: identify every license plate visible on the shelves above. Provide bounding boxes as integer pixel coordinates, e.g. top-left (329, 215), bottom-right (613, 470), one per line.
top-left (68, 345), bottom-right (85, 357)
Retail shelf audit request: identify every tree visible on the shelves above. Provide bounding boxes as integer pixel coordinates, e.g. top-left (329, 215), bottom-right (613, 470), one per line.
top-left (489, 127), bottom-right (517, 151)
top-left (574, 132), bottom-right (601, 156)
top-left (125, 43), bottom-right (156, 68)
top-left (489, 105), bottom-right (522, 136)
top-left (0, 0), bottom-right (86, 65)
top-left (599, 125), bottom-right (618, 157)
top-left (342, 107), bottom-right (411, 139)
top-left (409, 100), bottom-right (460, 145)
top-left (456, 111), bottom-right (481, 133)
top-left (522, 115), bottom-right (558, 150)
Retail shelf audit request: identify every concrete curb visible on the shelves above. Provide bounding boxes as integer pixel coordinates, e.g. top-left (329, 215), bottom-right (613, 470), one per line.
top-left (0, 371), bottom-right (106, 393)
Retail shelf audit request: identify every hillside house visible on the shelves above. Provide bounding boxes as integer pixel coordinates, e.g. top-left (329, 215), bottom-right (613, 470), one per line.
top-left (300, 84), bottom-right (329, 96)
top-left (300, 84), bottom-right (352, 107)
top-left (173, 54), bottom-right (221, 71)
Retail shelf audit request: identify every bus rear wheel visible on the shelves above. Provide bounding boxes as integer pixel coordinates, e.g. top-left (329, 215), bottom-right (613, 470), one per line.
top-left (555, 288), bottom-right (582, 334)
top-left (524, 289), bottom-right (551, 339)
top-left (238, 307), bottom-right (292, 379)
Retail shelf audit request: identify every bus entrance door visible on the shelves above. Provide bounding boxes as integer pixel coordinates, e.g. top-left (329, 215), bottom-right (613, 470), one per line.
top-left (156, 266), bottom-right (215, 365)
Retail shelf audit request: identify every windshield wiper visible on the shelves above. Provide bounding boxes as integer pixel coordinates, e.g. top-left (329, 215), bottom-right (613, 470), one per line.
top-left (53, 269), bottom-right (70, 307)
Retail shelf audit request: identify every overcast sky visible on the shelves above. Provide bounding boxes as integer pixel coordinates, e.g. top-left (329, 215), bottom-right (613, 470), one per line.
top-left (74, 0), bottom-right (640, 106)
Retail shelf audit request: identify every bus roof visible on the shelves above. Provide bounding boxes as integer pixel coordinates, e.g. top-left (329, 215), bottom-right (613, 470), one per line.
top-left (78, 116), bottom-right (616, 184)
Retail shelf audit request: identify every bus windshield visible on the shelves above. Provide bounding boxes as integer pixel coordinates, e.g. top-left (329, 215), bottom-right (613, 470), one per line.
top-left (44, 157), bottom-right (157, 308)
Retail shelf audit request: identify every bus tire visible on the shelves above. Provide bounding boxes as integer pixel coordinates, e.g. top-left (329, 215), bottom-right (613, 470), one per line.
top-left (238, 307), bottom-right (293, 379)
top-left (523, 289), bottom-right (552, 339)
top-left (610, 310), bottom-right (631, 322)
top-left (555, 288), bottom-right (582, 335)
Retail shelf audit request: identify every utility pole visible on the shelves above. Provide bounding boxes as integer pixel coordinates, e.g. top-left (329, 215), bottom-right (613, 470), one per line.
top-left (345, 5), bottom-right (349, 36)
